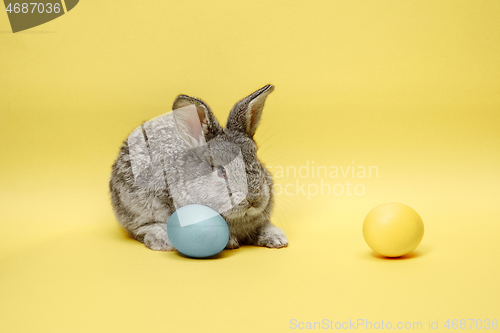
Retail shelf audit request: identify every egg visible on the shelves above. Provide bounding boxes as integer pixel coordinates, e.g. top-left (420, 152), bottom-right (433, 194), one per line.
top-left (167, 204), bottom-right (230, 258)
top-left (363, 202), bottom-right (424, 257)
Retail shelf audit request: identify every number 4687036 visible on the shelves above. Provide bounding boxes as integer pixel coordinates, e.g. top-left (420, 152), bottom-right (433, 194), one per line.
top-left (444, 319), bottom-right (498, 329)
top-left (6, 3), bottom-right (61, 14)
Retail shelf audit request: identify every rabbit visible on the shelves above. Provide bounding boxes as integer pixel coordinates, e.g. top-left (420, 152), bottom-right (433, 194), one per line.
top-left (109, 84), bottom-right (288, 251)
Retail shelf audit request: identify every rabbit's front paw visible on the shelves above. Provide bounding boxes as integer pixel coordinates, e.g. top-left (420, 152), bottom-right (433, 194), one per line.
top-left (255, 225), bottom-right (288, 249)
top-left (225, 236), bottom-right (240, 249)
top-left (143, 231), bottom-right (175, 252)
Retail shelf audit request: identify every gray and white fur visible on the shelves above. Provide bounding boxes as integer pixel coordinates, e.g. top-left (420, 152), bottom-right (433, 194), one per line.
top-left (109, 85), bottom-right (288, 251)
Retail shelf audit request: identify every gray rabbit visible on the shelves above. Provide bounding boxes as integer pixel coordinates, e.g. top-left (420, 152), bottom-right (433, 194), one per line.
top-left (109, 85), bottom-right (288, 251)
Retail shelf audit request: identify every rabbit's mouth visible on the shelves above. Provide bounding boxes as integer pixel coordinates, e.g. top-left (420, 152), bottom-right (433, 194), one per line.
top-left (242, 199), bottom-right (267, 217)
top-left (222, 200), bottom-right (265, 220)
top-left (245, 205), bottom-right (264, 216)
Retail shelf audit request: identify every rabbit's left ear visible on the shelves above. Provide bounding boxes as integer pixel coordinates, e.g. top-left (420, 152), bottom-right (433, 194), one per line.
top-left (226, 85), bottom-right (274, 138)
top-left (173, 95), bottom-right (223, 141)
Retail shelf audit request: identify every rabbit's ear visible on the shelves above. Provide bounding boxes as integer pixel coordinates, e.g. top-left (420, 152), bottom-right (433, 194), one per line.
top-left (226, 85), bottom-right (274, 138)
top-left (173, 95), bottom-right (223, 140)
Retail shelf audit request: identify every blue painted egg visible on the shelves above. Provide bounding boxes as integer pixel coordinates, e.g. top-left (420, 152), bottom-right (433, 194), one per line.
top-left (166, 205), bottom-right (230, 258)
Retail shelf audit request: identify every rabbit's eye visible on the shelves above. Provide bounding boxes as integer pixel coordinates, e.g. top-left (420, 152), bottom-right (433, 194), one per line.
top-left (217, 165), bottom-right (228, 179)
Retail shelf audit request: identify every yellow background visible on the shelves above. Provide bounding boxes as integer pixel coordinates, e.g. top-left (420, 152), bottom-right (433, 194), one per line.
top-left (1, 1), bottom-right (499, 332)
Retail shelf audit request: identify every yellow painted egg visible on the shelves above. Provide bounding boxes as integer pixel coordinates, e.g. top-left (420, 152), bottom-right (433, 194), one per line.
top-left (363, 202), bottom-right (424, 257)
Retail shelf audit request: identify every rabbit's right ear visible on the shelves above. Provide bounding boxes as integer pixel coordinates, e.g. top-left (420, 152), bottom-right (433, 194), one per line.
top-left (173, 95), bottom-right (223, 140)
top-left (226, 85), bottom-right (274, 139)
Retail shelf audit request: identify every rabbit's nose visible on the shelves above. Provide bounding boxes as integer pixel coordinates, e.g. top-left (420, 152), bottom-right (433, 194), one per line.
top-left (247, 197), bottom-right (260, 207)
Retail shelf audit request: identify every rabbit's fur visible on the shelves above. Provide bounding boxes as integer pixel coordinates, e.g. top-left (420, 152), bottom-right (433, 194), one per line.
top-left (109, 85), bottom-right (288, 251)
